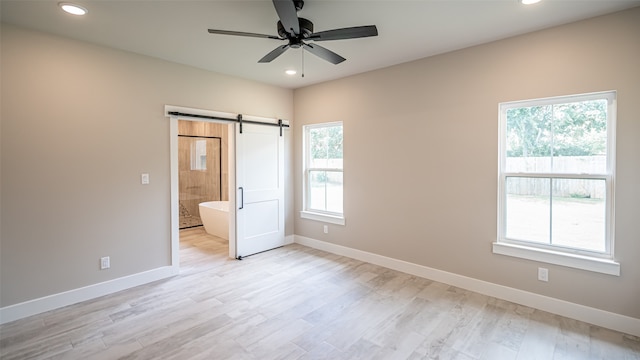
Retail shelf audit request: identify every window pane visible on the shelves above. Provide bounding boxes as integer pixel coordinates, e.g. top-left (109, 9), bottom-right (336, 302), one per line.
top-left (309, 125), bottom-right (343, 169)
top-left (552, 100), bottom-right (607, 174)
top-left (309, 170), bottom-right (343, 213)
top-left (551, 178), bottom-right (606, 252)
top-left (191, 139), bottom-right (208, 170)
top-left (505, 106), bottom-right (552, 172)
top-left (506, 100), bottom-right (608, 174)
top-left (505, 177), bottom-right (550, 244)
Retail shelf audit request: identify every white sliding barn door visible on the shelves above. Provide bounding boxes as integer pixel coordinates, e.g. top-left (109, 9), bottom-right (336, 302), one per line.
top-left (235, 123), bottom-right (285, 258)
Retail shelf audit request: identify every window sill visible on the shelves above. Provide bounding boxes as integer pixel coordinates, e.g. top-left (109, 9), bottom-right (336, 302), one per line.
top-left (300, 211), bottom-right (345, 225)
top-left (492, 242), bottom-right (620, 276)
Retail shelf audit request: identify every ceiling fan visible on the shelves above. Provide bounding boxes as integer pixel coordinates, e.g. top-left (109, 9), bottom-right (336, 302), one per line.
top-left (207, 0), bottom-right (378, 65)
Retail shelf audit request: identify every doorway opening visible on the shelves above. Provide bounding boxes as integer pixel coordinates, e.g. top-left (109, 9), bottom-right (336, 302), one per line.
top-left (168, 105), bottom-right (287, 269)
top-left (176, 119), bottom-right (233, 264)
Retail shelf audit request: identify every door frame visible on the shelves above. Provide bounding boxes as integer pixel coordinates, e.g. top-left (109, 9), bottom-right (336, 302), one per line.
top-left (166, 105), bottom-right (288, 266)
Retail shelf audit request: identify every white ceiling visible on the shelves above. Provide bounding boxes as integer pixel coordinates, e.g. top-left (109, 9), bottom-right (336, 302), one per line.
top-left (2, 0), bottom-right (639, 89)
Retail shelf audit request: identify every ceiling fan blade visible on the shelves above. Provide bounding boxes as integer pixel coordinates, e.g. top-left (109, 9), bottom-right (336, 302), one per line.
top-left (308, 25), bottom-right (378, 41)
top-left (303, 43), bottom-right (346, 64)
top-left (208, 29), bottom-right (282, 40)
top-left (259, 44), bottom-right (291, 63)
top-left (272, 0), bottom-right (300, 35)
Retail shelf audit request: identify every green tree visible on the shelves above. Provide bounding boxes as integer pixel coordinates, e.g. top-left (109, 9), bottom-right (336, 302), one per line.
top-left (309, 125), bottom-right (343, 183)
top-left (552, 100), bottom-right (607, 156)
top-left (506, 105), bottom-right (552, 157)
top-left (310, 125), bottom-right (343, 160)
top-left (506, 99), bottom-right (607, 158)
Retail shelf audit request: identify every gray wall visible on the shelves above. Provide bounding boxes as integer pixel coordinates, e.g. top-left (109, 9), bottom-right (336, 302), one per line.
top-left (0, 24), bottom-right (294, 307)
top-left (293, 8), bottom-right (640, 319)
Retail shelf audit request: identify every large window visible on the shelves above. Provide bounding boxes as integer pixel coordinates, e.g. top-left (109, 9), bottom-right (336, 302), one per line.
top-left (494, 91), bottom-right (618, 275)
top-left (301, 122), bottom-right (344, 225)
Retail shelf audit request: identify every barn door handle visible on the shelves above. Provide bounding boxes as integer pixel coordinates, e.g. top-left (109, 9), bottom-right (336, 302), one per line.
top-left (239, 187), bottom-right (244, 210)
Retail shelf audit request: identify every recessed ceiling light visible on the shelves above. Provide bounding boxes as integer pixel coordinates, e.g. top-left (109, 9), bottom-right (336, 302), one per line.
top-left (285, 69), bottom-right (297, 76)
top-left (521, 0), bottom-right (541, 4)
top-left (59, 3), bottom-right (88, 16)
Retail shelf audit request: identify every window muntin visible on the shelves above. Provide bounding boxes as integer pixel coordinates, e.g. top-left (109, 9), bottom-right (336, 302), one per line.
top-left (303, 122), bottom-right (343, 218)
top-left (498, 91), bottom-right (615, 259)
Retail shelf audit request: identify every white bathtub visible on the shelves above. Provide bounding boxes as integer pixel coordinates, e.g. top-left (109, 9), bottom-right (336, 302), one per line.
top-left (198, 201), bottom-right (229, 240)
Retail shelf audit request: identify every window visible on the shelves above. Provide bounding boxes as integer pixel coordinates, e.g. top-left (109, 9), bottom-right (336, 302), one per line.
top-left (301, 122), bottom-right (344, 225)
top-left (494, 91), bottom-right (619, 275)
top-left (191, 139), bottom-right (207, 170)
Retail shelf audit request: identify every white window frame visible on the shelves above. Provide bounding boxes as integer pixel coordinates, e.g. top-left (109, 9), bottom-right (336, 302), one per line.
top-left (301, 122), bottom-right (345, 225)
top-left (493, 91), bottom-right (619, 275)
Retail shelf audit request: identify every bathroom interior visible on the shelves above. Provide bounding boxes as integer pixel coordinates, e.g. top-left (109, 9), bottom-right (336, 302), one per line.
top-left (178, 120), bottom-right (230, 241)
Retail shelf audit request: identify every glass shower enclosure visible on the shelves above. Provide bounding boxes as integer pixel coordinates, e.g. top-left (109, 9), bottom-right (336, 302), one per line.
top-left (178, 136), bottom-right (222, 229)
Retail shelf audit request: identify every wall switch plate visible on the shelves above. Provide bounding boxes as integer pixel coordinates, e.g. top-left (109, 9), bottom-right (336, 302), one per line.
top-left (323, 225), bottom-right (328, 234)
top-left (538, 267), bottom-right (549, 282)
top-left (100, 256), bottom-right (110, 270)
top-left (141, 173), bottom-right (150, 185)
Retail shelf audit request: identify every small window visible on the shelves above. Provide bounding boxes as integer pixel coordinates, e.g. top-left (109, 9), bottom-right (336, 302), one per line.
top-left (301, 122), bottom-right (344, 225)
top-left (495, 91), bottom-right (618, 275)
top-left (191, 139), bottom-right (207, 171)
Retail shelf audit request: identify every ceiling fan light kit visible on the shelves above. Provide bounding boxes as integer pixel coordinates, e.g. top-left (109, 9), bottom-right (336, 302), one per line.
top-left (207, 0), bottom-right (378, 67)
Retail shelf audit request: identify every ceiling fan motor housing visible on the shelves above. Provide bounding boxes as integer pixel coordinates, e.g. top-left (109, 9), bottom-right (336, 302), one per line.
top-left (277, 17), bottom-right (314, 42)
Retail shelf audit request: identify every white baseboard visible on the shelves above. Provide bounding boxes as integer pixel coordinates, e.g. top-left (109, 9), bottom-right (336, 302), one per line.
top-left (294, 235), bottom-right (640, 338)
top-left (0, 265), bottom-right (178, 325)
top-left (285, 234), bottom-right (295, 245)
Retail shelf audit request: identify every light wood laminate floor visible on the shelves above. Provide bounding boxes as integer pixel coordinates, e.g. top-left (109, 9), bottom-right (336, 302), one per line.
top-left (1, 228), bottom-right (638, 359)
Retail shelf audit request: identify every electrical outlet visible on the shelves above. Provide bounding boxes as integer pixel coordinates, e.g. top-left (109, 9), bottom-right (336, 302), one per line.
top-left (323, 225), bottom-right (328, 234)
top-left (538, 267), bottom-right (548, 282)
top-left (100, 256), bottom-right (110, 270)
top-left (141, 173), bottom-right (150, 185)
